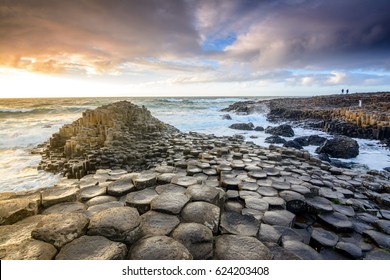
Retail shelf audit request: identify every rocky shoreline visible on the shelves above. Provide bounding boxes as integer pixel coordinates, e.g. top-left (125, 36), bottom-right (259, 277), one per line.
top-left (222, 92), bottom-right (390, 147)
top-left (1, 101), bottom-right (390, 260)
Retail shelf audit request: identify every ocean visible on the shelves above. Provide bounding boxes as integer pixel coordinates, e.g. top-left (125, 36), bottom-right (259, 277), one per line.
top-left (0, 97), bottom-right (389, 192)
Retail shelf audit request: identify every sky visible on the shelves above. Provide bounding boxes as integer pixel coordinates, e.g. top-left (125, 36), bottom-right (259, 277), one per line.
top-left (0, 0), bottom-right (390, 98)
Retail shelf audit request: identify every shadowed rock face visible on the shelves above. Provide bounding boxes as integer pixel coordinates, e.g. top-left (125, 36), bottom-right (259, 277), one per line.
top-left (38, 101), bottom-right (180, 178)
top-left (316, 136), bottom-right (359, 159)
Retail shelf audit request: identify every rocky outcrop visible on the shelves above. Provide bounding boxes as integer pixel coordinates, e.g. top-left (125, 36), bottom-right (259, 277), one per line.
top-left (37, 101), bottom-right (179, 179)
top-left (316, 136), bottom-right (359, 159)
top-left (229, 122), bottom-right (254, 131)
top-left (265, 124), bottom-right (295, 137)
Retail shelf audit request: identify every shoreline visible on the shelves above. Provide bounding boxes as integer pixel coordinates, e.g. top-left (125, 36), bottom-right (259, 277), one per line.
top-left (1, 101), bottom-right (390, 260)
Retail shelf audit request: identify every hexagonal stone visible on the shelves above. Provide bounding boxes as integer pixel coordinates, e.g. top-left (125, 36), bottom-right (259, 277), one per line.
top-left (150, 193), bottom-right (190, 215)
top-left (310, 227), bottom-right (339, 247)
top-left (41, 187), bottom-right (79, 208)
top-left (264, 242), bottom-right (301, 260)
top-left (215, 235), bottom-right (273, 260)
top-left (257, 187), bottom-right (278, 197)
top-left (318, 212), bottom-right (354, 233)
top-left (157, 173), bottom-right (177, 184)
top-left (55, 235), bottom-right (127, 260)
top-left (181, 202), bottom-right (220, 233)
top-left (155, 166), bottom-right (175, 173)
top-left (171, 176), bottom-right (198, 187)
top-left (262, 197), bottom-right (286, 209)
top-left (282, 240), bottom-right (323, 260)
top-left (185, 184), bottom-right (220, 205)
top-left (221, 177), bottom-right (242, 190)
top-left (306, 196), bottom-right (333, 214)
top-left (85, 195), bottom-right (117, 207)
top-left (171, 223), bottom-right (213, 260)
top-left (332, 204), bottom-right (355, 217)
top-left (80, 184), bottom-right (107, 201)
top-left (248, 171), bottom-right (267, 179)
top-left (258, 224), bottom-right (282, 244)
top-left (290, 185), bottom-right (311, 196)
top-left (203, 168), bottom-right (217, 176)
top-left (264, 167), bottom-right (280, 176)
top-left (225, 201), bottom-right (244, 213)
top-left (140, 211), bottom-right (180, 236)
top-left (244, 197), bottom-right (269, 212)
top-left (88, 207), bottom-right (141, 245)
top-left (86, 201), bottom-right (125, 217)
top-left (364, 249), bottom-right (390, 260)
top-left (0, 239), bottom-right (57, 260)
top-left (31, 213), bottom-right (89, 248)
top-left (129, 236), bottom-right (192, 260)
top-left (375, 220), bottom-right (390, 235)
top-left (107, 175), bottom-right (135, 196)
top-left (220, 211), bottom-right (259, 236)
top-left (155, 183), bottom-right (187, 194)
top-left (242, 208), bottom-right (264, 221)
top-left (273, 226), bottom-right (304, 243)
top-left (363, 230), bottom-right (390, 250)
top-left (335, 241), bottom-right (362, 259)
top-left (0, 198), bottom-right (39, 225)
top-left (133, 173), bottom-right (157, 190)
top-left (263, 210), bottom-right (296, 227)
top-left (125, 188), bottom-right (158, 214)
top-left (42, 202), bottom-right (86, 215)
top-left (239, 182), bottom-right (259, 191)
top-left (271, 182), bottom-right (291, 191)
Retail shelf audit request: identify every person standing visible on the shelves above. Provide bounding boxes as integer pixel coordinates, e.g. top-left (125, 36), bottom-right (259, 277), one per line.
top-left (346, 89), bottom-right (349, 94)
top-left (341, 89), bottom-right (344, 94)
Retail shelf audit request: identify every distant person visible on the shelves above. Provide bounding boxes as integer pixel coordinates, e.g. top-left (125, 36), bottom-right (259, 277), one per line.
top-left (341, 89), bottom-right (344, 94)
top-left (346, 89), bottom-right (349, 94)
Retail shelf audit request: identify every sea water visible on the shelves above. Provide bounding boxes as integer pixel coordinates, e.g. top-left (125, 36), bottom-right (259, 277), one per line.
top-left (0, 97), bottom-right (389, 192)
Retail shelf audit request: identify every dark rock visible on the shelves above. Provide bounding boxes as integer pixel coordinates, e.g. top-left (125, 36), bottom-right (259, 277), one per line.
top-left (283, 140), bottom-right (303, 150)
top-left (125, 188), bottom-right (159, 214)
top-left (310, 227), bottom-right (339, 247)
top-left (171, 176), bottom-right (198, 188)
top-left (263, 210), bottom-right (295, 227)
top-left (222, 114), bottom-right (232, 120)
top-left (364, 249), bottom-right (390, 260)
top-left (306, 196), bottom-right (333, 214)
top-left (265, 124), bottom-right (294, 137)
top-left (318, 212), bottom-right (354, 232)
top-left (150, 193), bottom-right (190, 215)
top-left (55, 235), bottom-right (127, 260)
top-left (181, 202), bottom-right (220, 233)
top-left (335, 241), bottom-right (362, 259)
top-left (185, 184), bottom-right (221, 205)
top-left (229, 122), bottom-right (254, 131)
top-left (129, 236), bottom-right (192, 260)
top-left (316, 136), bottom-right (359, 159)
top-left (293, 136), bottom-right (309, 146)
top-left (375, 219), bottom-right (390, 234)
top-left (215, 235), bottom-right (273, 260)
top-left (220, 211), bottom-right (260, 236)
top-left (308, 135), bottom-right (327, 146)
top-left (140, 211), bottom-right (180, 236)
top-left (254, 126), bottom-right (265, 131)
top-left (282, 240), bottom-right (323, 260)
top-left (264, 242), bottom-right (301, 260)
top-left (265, 136), bottom-right (287, 144)
top-left (171, 223), bottom-right (213, 260)
top-left (363, 230), bottom-right (390, 249)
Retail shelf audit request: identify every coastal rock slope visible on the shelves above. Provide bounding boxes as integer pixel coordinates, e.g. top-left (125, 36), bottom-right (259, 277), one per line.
top-left (37, 101), bottom-right (179, 178)
top-left (1, 101), bottom-right (390, 260)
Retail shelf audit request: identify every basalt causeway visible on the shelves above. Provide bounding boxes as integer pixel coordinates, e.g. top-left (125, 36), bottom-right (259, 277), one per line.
top-left (1, 101), bottom-right (390, 260)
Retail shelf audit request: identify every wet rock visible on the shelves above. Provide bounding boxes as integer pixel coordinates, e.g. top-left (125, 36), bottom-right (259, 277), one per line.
top-left (88, 207), bottom-right (141, 245)
top-left (284, 140), bottom-right (303, 150)
top-left (129, 236), bottom-right (192, 260)
top-left (318, 212), bottom-right (354, 232)
top-left (375, 219), bottom-right (390, 234)
top-left (125, 188), bottom-right (158, 214)
top-left (265, 124), bottom-right (294, 137)
top-left (171, 223), bottom-right (213, 260)
top-left (41, 186), bottom-right (79, 208)
top-left (263, 210), bottom-right (295, 227)
top-left (306, 196), bottom-right (333, 214)
top-left (220, 211), bottom-right (259, 236)
top-left (335, 241), bottom-right (362, 259)
top-left (293, 136), bottom-right (309, 146)
top-left (282, 240), bottom-right (323, 260)
top-left (265, 136), bottom-right (287, 144)
top-left (181, 202), bottom-right (220, 233)
top-left (215, 235), bottom-right (273, 260)
top-left (150, 193), bottom-right (190, 215)
top-left (140, 211), bottom-right (180, 236)
top-left (0, 198), bottom-right (39, 225)
top-left (310, 227), bottom-right (339, 247)
top-left (316, 136), bottom-right (359, 159)
top-left (31, 213), bottom-right (89, 248)
top-left (254, 126), bottom-right (264, 131)
top-left (55, 235), bottom-right (127, 260)
top-left (229, 122), bottom-right (254, 131)
top-left (332, 204), bottom-right (355, 217)
top-left (364, 249), bottom-right (390, 260)
top-left (257, 187), bottom-right (278, 197)
top-left (308, 135), bottom-right (327, 146)
top-left (363, 230), bottom-right (390, 250)
top-left (222, 114), bottom-right (232, 120)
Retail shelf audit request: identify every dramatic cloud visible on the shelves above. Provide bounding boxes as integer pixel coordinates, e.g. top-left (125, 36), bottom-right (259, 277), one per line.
top-left (0, 0), bottom-right (389, 96)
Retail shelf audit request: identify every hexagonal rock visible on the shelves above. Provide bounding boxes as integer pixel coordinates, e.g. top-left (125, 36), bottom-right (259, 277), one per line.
top-left (306, 196), bottom-right (333, 214)
top-left (244, 197), bottom-right (269, 212)
top-left (271, 182), bottom-right (291, 191)
top-left (221, 177), bottom-right (242, 190)
top-left (332, 204), bottom-right (355, 217)
top-left (363, 230), bottom-right (390, 250)
top-left (86, 201), bottom-right (125, 218)
top-left (79, 184), bottom-right (107, 201)
top-left (335, 242), bottom-right (362, 259)
top-left (263, 197), bottom-right (286, 209)
top-left (318, 212), bottom-right (354, 233)
top-left (140, 211), bottom-right (180, 236)
top-left (364, 249), bottom-right (390, 260)
top-left (273, 226), bottom-right (304, 243)
top-left (263, 210), bottom-right (296, 227)
top-left (129, 236), bottom-right (192, 260)
top-left (215, 235), bottom-right (273, 260)
top-left (0, 239), bottom-right (57, 260)
top-left (155, 166), bottom-right (175, 173)
top-left (239, 182), bottom-right (259, 192)
top-left (248, 171), bottom-right (267, 179)
top-left (375, 220), bottom-right (390, 235)
top-left (150, 193), bottom-right (190, 215)
top-left (133, 173), bottom-right (157, 190)
top-left (88, 207), bottom-right (141, 245)
top-left (85, 195), bottom-right (117, 207)
top-left (185, 184), bottom-right (220, 205)
top-left (107, 176), bottom-right (135, 196)
top-left (125, 188), bottom-right (159, 214)
top-left (171, 223), bottom-right (213, 260)
top-left (257, 224), bottom-right (282, 243)
top-left (31, 213), bottom-right (89, 248)
top-left (42, 202), bottom-right (86, 215)
top-left (41, 186), bottom-right (79, 208)
top-left (155, 184), bottom-right (187, 195)
top-left (181, 201), bottom-right (220, 233)
top-left (55, 235), bottom-right (127, 260)
top-left (257, 187), bottom-right (278, 197)
top-left (171, 176), bottom-right (199, 188)
top-left (264, 242), bottom-right (301, 260)
top-left (220, 211), bottom-right (260, 236)
top-left (282, 240), bottom-right (323, 260)
top-left (310, 227), bottom-right (339, 247)
top-left (0, 198), bottom-right (39, 225)
top-left (157, 173), bottom-right (177, 184)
